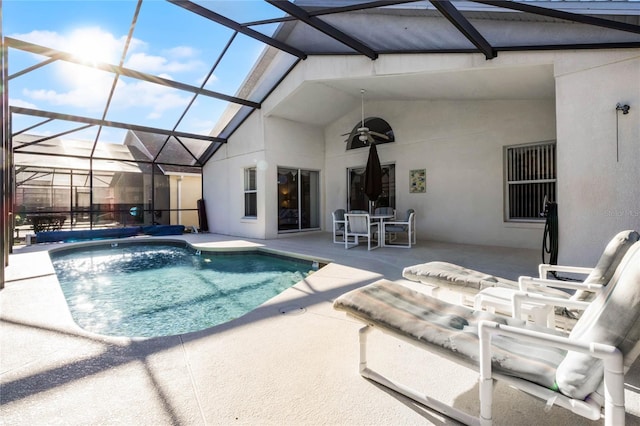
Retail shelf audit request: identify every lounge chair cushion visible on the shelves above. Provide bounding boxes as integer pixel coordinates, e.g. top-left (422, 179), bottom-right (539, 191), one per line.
top-left (572, 230), bottom-right (640, 301)
top-left (334, 279), bottom-right (567, 389)
top-left (556, 242), bottom-right (640, 399)
top-left (402, 261), bottom-right (570, 298)
top-left (402, 261), bottom-right (517, 292)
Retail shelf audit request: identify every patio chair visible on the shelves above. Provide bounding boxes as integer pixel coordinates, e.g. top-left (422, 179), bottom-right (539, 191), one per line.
top-left (373, 206), bottom-right (395, 218)
top-left (381, 208), bottom-right (415, 248)
top-left (402, 230), bottom-right (639, 326)
top-left (333, 241), bottom-right (640, 425)
top-left (344, 213), bottom-right (379, 251)
top-left (332, 209), bottom-right (347, 243)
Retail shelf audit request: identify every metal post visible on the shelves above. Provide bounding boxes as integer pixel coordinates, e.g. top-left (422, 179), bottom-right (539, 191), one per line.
top-left (1, 2), bottom-right (9, 289)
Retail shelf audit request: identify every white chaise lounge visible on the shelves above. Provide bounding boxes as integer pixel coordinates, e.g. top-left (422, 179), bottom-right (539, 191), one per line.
top-left (333, 241), bottom-right (640, 425)
top-left (402, 230), bottom-right (640, 326)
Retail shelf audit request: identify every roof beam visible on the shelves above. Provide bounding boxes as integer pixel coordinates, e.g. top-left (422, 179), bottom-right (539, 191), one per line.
top-left (12, 117), bottom-right (55, 137)
top-left (471, 1), bottom-right (640, 35)
top-left (5, 37), bottom-right (261, 109)
top-left (91, 0), bottom-right (144, 158)
top-left (244, 1), bottom-right (423, 26)
top-left (14, 124), bottom-right (95, 150)
top-left (167, 0), bottom-right (307, 59)
top-left (155, 32), bottom-right (239, 164)
top-left (11, 106), bottom-right (227, 144)
top-left (429, 0), bottom-right (497, 59)
top-left (266, 0), bottom-right (378, 60)
top-left (8, 56), bottom-right (61, 80)
top-left (496, 41), bottom-right (640, 52)
top-left (306, 0), bottom-right (424, 16)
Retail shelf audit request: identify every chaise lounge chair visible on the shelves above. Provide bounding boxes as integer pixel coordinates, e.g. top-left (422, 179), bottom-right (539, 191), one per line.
top-left (333, 241), bottom-right (640, 425)
top-left (402, 230), bottom-right (639, 326)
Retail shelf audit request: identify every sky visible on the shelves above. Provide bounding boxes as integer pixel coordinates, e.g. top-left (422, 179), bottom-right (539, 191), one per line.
top-left (3, 1), bottom-right (285, 144)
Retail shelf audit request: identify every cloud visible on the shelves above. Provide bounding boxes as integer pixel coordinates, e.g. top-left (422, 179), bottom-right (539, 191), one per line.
top-left (124, 52), bottom-right (204, 74)
top-left (23, 64), bottom-right (115, 112)
top-left (21, 62), bottom-right (193, 120)
top-left (13, 27), bottom-right (205, 122)
top-left (197, 72), bottom-right (218, 87)
top-left (186, 118), bottom-right (217, 136)
top-left (112, 78), bottom-right (193, 119)
top-left (13, 28), bottom-right (133, 64)
top-left (9, 97), bottom-right (38, 109)
top-left (165, 46), bottom-right (199, 58)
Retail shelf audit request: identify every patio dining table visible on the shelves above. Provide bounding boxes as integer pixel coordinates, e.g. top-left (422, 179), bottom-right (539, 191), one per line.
top-left (369, 214), bottom-right (394, 221)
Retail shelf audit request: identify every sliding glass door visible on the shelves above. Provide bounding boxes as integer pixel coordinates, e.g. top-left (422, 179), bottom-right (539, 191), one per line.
top-left (277, 167), bottom-right (319, 232)
top-left (347, 164), bottom-right (395, 212)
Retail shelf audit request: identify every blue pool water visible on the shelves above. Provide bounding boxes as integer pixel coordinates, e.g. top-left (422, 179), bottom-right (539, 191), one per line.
top-left (50, 242), bottom-right (317, 337)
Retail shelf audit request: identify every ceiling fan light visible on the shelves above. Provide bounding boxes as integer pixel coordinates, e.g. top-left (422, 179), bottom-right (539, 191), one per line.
top-left (358, 134), bottom-right (368, 142)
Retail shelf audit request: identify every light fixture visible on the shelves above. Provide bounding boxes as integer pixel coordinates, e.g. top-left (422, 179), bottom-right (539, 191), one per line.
top-left (615, 102), bottom-right (631, 162)
top-left (616, 103), bottom-right (630, 114)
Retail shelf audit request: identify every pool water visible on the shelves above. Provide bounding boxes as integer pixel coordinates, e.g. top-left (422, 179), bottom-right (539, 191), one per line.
top-left (50, 242), bottom-right (316, 337)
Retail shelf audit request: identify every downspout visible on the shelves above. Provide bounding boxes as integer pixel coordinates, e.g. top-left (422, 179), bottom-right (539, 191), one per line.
top-left (1, 6), bottom-right (9, 289)
top-left (177, 176), bottom-right (183, 224)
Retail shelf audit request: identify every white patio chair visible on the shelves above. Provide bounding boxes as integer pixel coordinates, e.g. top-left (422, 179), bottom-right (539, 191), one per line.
top-left (373, 206), bottom-right (395, 218)
top-left (332, 209), bottom-right (346, 243)
top-left (334, 241), bottom-right (640, 425)
top-left (344, 213), bottom-right (379, 251)
top-left (381, 209), bottom-right (415, 248)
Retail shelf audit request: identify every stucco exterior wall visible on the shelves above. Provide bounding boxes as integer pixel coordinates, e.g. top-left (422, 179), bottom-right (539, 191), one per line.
top-left (169, 175), bottom-right (200, 228)
top-left (555, 50), bottom-right (640, 266)
top-left (203, 112), bottom-right (267, 239)
top-left (263, 117), bottom-right (325, 239)
top-left (325, 98), bottom-right (556, 249)
top-left (203, 49), bottom-right (639, 261)
top-left (203, 112), bottom-right (325, 239)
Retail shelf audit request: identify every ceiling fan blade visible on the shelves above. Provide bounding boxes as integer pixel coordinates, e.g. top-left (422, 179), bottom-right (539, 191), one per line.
top-left (367, 133), bottom-right (375, 144)
top-left (369, 131), bottom-right (389, 140)
top-left (341, 132), bottom-right (351, 136)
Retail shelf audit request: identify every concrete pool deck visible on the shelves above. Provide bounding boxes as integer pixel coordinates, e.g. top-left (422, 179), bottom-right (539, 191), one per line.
top-left (2, 232), bottom-right (640, 425)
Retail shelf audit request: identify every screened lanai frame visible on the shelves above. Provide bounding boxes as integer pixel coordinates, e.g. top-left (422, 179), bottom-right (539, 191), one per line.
top-left (2, 0), bottom-right (297, 252)
top-left (2, 0), bottom-right (640, 286)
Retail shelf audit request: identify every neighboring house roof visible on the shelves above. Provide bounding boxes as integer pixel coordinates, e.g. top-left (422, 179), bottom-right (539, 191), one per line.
top-left (13, 132), bottom-right (201, 191)
top-left (125, 130), bottom-right (208, 174)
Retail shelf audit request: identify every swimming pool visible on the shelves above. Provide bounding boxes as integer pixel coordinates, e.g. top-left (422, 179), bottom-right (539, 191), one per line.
top-left (50, 241), bottom-right (319, 338)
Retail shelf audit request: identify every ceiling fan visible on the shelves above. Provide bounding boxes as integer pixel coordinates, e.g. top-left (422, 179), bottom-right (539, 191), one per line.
top-left (343, 89), bottom-right (390, 145)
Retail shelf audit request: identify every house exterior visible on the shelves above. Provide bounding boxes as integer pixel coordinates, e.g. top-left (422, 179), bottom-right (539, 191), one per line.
top-left (3, 1), bottom-right (639, 272)
top-left (203, 4), bottom-right (640, 267)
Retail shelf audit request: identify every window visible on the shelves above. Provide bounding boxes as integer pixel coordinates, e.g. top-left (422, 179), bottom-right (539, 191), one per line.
top-left (347, 164), bottom-right (395, 212)
top-left (244, 168), bottom-right (257, 218)
top-left (345, 117), bottom-right (395, 150)
top-left (504, 141), bottom-right (556, 221)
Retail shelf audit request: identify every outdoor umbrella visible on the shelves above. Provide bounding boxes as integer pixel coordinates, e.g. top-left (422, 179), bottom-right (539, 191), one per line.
top-left (364, 143), bottom-right (383, 212)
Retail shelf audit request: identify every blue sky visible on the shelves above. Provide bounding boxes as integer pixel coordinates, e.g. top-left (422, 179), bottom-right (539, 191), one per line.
top-left (4, 1), bottom-right (284, 143)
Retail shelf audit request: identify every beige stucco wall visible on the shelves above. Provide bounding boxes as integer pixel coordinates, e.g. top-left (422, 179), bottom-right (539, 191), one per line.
top-left (325, 98), bottom-right (555, 249)
top-left (169, 175), bottom-right (200, 229)
top-left (555, 50), bottom-right (640, 266)
top-left (263, 117), bottom-right (325, 239)
top-left (203, 112), bottom-right (268, 239)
